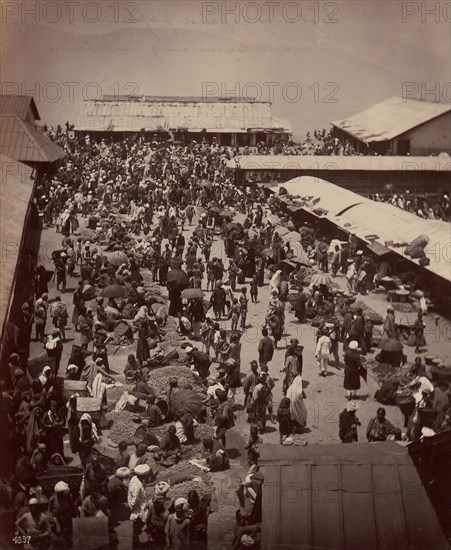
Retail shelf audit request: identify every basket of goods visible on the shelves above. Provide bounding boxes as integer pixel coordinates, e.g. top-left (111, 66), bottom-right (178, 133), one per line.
top-left (430, 364), bottom-right (451, 383)
top-left (37, 466), bottom-right (84, 497)
top-left (63, 380), bottom-right (89, 398)
top-left (75, 397), bottom-right (102, 423)
top-left (92, 444), bottom-right (117, 475)
top-left (114, 320), bottom-right (133, 339)
top-left (133, 425), bottom-right (160, 447)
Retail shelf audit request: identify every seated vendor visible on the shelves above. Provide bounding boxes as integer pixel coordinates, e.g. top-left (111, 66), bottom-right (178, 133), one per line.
top-left (185, 346), bottom-right (212, 382)
top-left (202, 438), bottom-right (229, 471)
top-left (175, 409), bottom-right (195, 444)
top-left (140, 395), bottom-right (163, 428)
top-left (129, 443), bottom-right (149, 471)
top-left (131, 371), bottom-right (156, 402)
top-left (374, 380), bottom-right (401, 406)
top-left (154, 425), bottom-right (182, 462)
top-left (203, 377), bottom-right (225, 413)
top-left (124, 354), bottom-right (140, 381)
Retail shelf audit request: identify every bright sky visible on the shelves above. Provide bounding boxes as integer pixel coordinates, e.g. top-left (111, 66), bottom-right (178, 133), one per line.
top-left (1, 0), bottom-right (449, 135)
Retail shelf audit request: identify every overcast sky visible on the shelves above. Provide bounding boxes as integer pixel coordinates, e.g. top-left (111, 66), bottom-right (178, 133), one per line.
top-left (1, 0), bottom-right (449, 137)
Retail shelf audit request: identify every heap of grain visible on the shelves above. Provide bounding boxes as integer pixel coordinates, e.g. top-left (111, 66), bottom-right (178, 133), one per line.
top-left (148, 365), bottom-right (206, 397)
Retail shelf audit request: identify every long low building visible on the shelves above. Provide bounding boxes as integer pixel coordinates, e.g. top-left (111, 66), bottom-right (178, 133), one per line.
top-left (0, 155), bottom-right (36, 353)
top-left (74, 95), bottom-right (292, 146)
top-left (227, 154), bottom-right (451, 195)
top-left (272, 176), bottom-right (451, 284)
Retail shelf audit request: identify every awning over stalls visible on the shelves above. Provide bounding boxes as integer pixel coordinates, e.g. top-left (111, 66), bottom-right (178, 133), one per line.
top-left (0, 154), bottom-right (35, 333)
top-left (277, 176), bottom-right (373, 217)
top-left (273, 176), bottom-right (451, 283)
top-left (259, 441), bottom-right (448, 550)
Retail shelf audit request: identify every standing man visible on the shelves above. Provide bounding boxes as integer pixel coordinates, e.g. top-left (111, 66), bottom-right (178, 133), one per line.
top-left (243, 360), bottom-right (259, 409)
top-left (128, 463), bottom-right (151, 548)
top-left (258, 327), bottom-right (274, 368)
top-left (413, 312), bottom-right (426, 354)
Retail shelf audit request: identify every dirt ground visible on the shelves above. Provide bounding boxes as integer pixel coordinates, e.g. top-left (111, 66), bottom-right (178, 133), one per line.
top-left (29, 207), bottom-right (451, 549)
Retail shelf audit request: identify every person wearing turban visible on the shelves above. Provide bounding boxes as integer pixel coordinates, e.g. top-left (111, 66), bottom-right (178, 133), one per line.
top-left (49, 481), bottom-right (76, 545)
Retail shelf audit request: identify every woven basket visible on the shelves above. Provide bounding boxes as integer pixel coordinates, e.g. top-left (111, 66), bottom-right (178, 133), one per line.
top-left (76, 397), bottom-right (101, 422)
top-left (73, 516), bottom-right (109, 550)
top-left (37, 466), bottom-right (83, 497)
top-left (64, 380), bottom-right (90, 398)
top-left (114, 319), bottom-right (133, 338)
top-left (133, 425), bottom-right (159, 447)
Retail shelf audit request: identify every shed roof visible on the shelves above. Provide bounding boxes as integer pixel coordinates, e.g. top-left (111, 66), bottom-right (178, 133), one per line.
top-left (0, 154), bottom-right (34, 332)
top-left (227, 154), bottom-right (451, 171)
top-left (276, 176), bottom-right (451, 282)
top-left (75, 99), bottom-right (292, 133)
top-left (331, 97), bottom-right (451, 144)
top-left (260, 441), bottom-right (448, 550)
top-left (0, 115), bottom-right (65, 163)
top-left (0, 94), bottom-right (40, 121)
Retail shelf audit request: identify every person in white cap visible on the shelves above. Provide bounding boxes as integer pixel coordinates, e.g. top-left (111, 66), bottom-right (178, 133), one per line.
top-left (165, 497), bottom-right (190, 550)
top-left (344, 341), bottom-right (362, 400)
top-left (339, 402), bottom-right (361, 443)
top-left (128, 463), bottom-right (151, 547)
top-left (15, 497), bottom-right (52, 545)
top-left (65, 363), bottom-right (79, 380)
top-left (38, 365), bottom-right (53, 388)
top-left (49, 481), bottom-right (76, 544)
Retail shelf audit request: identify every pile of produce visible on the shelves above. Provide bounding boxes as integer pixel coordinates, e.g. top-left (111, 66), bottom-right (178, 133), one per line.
top-left (148, 365), bottom-right (206, 396)
top-left (364, 358), bottom-right (412, 384)
top-left (353, 301), bottom-right (384, 325)
top-left (159, 318), bottom-right (187, 351)
top-left (167, 478), bottom-right (213, 501)
top-left (194, 423), bottom-right (215, 440)
top-left (108, 410), bottom-right (139, 443)
top-left (393, 302), bottom-right (414, 313)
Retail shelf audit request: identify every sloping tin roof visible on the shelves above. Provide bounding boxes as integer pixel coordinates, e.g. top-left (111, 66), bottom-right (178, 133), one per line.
top-left (227, 154), bottom-right (451, 171)
top-left (331, 97), bottom-right (451, 143)
top-left (75, 100), bottom-right (292, 133)
top-left (0, 154), bottom-right (34, 331)
top-left (0, 115), bottom-right (65, 163)
top-left (0, 94), bottom-right (40, 121)
top-left (260, 442), bottom-right (448, 550)
top-left (276, 176), bottom-right (451, 282)
top-left (101, 95), bottom-right (265, 103)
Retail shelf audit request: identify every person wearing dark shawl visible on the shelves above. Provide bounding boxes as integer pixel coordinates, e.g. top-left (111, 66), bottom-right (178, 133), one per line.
top-left (277, 397), bottom-right (292, 443)
top-left (339, 402), bottom-right (360, 443)
top-left (136, 322), bottom-right (150, 365)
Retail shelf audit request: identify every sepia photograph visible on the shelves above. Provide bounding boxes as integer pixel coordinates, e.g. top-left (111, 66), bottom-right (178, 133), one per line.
top-left (0, 1), bottom-right (450, 549)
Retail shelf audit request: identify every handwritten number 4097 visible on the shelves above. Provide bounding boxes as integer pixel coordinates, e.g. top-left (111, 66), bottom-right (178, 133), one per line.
top-left (13, 537), bottom-right (31, 545)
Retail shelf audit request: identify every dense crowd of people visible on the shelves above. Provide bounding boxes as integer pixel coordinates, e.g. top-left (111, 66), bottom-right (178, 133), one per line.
top-left (369, 191), bottom-right (450, 221)
top-left (1, 127), bottom-right (449, 550)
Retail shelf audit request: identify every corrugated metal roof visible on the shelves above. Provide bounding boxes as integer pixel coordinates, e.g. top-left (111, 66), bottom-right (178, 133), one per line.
top-left (260, 442), bottom-right (448, 550)
top-left (0, 94), bottom-right (40, 121)
top-left (101, 95), bottom-right (265, 103)
top-left (335, 202), bottom-right (451, 282)
top-left (0, 115), bottom-right (65, 163)
top-left (75, 100), bottom-right (292, 133)
top-left (276, 176), bottom-right (451, 282)
top-left (227, 154), bottom-right (451, 171)
top-left (0, 154), bottom-right (34, 332)
top-left (331, 97), bottom-right (451, 143)
top-left (278, 176), bottom-right (373, 216)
